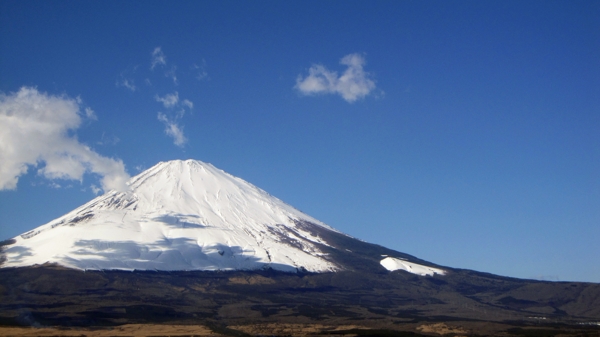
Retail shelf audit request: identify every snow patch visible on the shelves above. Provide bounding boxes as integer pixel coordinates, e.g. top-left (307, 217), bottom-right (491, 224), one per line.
top-left (380, 257), bottom-right (445, 276)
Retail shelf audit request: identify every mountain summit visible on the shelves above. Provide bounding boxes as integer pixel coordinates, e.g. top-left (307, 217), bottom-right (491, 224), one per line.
top-left (1, 159), bottom-right (443, 275)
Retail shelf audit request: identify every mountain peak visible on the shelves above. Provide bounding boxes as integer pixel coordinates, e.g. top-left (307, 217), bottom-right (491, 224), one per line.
top-left (1, 159), bottom-right (339, 272)
top-left (149, 159), bottom-right (211, 174)
top-left (1, 159), bottom-right (444, 276)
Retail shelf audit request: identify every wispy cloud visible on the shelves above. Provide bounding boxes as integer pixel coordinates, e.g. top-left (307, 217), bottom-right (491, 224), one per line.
top-left (151, 47), bottom-right (167, 70)
top-left (165, 65), bottom-right (178, 85)
top-left (295, 53), bottom-right (376, 103)
top-left (90, 184), bottom-right (102, 195)
top-left (116, 66), bottom-right (140, 92)
top-left (154, 91), bottom-right (193, 147)
top-left (84, 107), bottom-right (97, 120)
top-left (155, 91), bottom-right (180, 108)
top-left (193, 60), bottom-right (209, 81)
top-left (116, 77), bottom-right (137, 92)
top-left (182, 99), bottom-right (193, 109)
top-left (0, 87), bottom-right (130, 193)
top-left (157, 112), bottom-right (187, 147)
top-left (97, 132), bottom-right (120, 146)
top-left (119, 47), bottom-right (200, 147)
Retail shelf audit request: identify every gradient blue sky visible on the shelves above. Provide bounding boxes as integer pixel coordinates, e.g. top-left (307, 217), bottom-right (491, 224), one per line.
top-left (1, 1), bottom-right (598, 282)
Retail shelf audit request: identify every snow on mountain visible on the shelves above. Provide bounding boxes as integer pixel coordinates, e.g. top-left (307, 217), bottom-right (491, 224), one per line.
top-left (380, 257), bottom-right (446, 276)
top-left (1, 159), bottom-right (445, 276)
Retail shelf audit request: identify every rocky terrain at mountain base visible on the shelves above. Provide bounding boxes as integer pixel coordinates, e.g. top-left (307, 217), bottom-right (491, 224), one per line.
top-left (1, 264), bottom-right (599, 336)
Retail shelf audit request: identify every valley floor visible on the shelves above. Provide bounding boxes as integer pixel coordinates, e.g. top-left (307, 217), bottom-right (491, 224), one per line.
top-left (0, 324), bottom-right (218, 337)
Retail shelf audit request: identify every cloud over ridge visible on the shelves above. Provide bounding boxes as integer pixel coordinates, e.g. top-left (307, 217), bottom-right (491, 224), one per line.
top-left (0, 87), bottom-right (130, 193)
top-left (295, 53), bottom-right (376, 103)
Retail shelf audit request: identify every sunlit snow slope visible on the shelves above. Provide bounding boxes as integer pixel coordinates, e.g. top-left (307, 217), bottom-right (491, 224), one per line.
top-left (1, 159), bottom-right (447, 276)
top-left (380, 257), bottom-right (446, 276)
top-left (1, 160), bottom-right (340, 272)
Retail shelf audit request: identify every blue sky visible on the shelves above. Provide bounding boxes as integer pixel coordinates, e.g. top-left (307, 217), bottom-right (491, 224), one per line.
top-left (1, 1), bottom-right (598, 282)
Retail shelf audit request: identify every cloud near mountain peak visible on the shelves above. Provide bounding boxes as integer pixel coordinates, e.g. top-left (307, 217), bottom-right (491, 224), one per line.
top-left (0, 87), bottom-right (130, 193)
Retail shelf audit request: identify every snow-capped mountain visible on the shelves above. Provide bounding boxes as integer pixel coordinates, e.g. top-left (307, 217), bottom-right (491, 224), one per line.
top-left (1, 159), bottom-right (444, 275)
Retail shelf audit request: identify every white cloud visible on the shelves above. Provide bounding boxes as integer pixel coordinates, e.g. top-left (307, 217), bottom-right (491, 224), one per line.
top-left (155, 92), bottom-right (179, 108)
top-left (151, 47), bottom-right (167, 70)
top-left (295, 53), bottom-right (376, 103)
top-left (157, 112), bottom-right (187, 147)
top-left (90, 184), bottom-right (101, 195)
top-left (154, 92), bottom-right (192, 146)
top-left (0, 87), bottom-right (130, 193)
top-left (84, 107), bottom-right (97, 120)
top-left (182, 99), bottom-right (193, 110)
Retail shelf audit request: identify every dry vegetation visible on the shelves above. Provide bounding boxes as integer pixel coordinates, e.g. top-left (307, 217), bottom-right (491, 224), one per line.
top-left (0, 324), bottom-right (219, 336)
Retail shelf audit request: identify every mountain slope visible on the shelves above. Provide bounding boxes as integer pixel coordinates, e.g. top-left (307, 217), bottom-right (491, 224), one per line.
top-left (0, 159), bottom-right (443, 275)
top-left (2, 160), bottom-right (599, 334)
